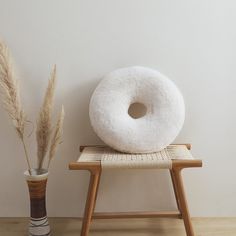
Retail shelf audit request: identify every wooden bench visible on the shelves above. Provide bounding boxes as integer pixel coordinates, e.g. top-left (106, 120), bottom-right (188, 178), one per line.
top-left (69, 144), bottom-right (202, 236)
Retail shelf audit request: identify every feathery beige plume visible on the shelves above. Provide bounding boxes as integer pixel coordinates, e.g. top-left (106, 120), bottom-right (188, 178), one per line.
top-left (0, 41), bottom-right (25, 138)
top-left (36, 65), bottom-right (56, 169)
top-left (0, 40), bottom-right (32, 173)
top-left (47, 106), bottom-right (64, 169)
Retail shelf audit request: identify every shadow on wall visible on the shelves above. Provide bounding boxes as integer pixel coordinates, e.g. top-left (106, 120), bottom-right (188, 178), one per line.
top-left (64, 78), bottom-right (103, 152)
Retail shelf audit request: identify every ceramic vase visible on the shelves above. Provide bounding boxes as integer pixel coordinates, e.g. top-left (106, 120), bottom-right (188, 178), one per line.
top-left (24, 169), bottom-right (51, 236)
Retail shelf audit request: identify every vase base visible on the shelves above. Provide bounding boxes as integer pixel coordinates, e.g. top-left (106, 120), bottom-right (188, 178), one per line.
top-left (29, 216), bottom-right (51, 236)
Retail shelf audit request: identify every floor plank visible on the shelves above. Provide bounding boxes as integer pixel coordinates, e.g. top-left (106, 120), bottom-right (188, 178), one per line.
top-left (0, 217), bottom-right (235, 236)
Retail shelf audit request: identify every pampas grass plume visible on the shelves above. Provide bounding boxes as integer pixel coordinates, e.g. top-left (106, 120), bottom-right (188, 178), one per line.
top-left (0, 40), bottom-right (31, 172)
top-left (47, 105), bottom-right (64, 169)
top-left (36, 65), bottom-right (56, 169)
top-left (0, 41), bottom-right (64, 173)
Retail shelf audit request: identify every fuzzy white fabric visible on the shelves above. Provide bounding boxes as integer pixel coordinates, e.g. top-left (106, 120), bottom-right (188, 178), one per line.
top-left (89, 66), bottom-right (185, 153)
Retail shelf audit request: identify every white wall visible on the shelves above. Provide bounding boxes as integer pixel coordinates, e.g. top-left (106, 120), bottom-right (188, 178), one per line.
top-left (0, 0), bottom-right (235, 217)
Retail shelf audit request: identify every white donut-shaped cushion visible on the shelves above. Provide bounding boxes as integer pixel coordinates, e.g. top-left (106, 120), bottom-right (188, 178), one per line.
top-left (89, 66), bottom-right (185, 153)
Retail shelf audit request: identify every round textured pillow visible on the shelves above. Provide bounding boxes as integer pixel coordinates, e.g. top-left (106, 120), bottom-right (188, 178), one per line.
top-left (89, 66), bottom-right (185, 153)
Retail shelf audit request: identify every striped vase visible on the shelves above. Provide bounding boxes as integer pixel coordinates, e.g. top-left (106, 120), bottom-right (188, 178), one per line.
top-left (24, 169), bottom-right (51, 236)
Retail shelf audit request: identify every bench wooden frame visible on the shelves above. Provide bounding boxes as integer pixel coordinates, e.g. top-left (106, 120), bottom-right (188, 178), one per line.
top-left (69, 144), bottom-right (202, 236)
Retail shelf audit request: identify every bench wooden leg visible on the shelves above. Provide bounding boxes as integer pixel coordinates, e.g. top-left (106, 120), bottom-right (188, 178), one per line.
top-left (81, 168), bottom-right (101, 236)
top-left (170, 170), bottom-right (182, 217)
top-left (173, 168), bottom-right (194, 236)
top-left (93, 171), bottom-right (101, 212)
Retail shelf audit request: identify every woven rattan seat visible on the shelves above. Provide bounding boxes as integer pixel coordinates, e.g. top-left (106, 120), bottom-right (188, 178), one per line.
top-left (78, 145), bottom-right (195, 169)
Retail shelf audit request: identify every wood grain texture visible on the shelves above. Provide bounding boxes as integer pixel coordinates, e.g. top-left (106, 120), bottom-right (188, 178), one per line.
top-left (81, 169), bottom-right (101, 236)
top-left (172, 168), bottom-right (194, 236)
top-left (92, 211), bottom-right (181, 219)
top-left (0, 218), bottom-right (235, 236)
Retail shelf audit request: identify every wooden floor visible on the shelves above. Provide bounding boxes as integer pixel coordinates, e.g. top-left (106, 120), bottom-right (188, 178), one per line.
top-left (0, 217), bottom-right (235, 236)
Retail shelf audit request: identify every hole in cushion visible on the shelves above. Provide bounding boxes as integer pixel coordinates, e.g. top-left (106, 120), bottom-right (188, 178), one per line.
top-left (128, 102), bottom-right (147, 119)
